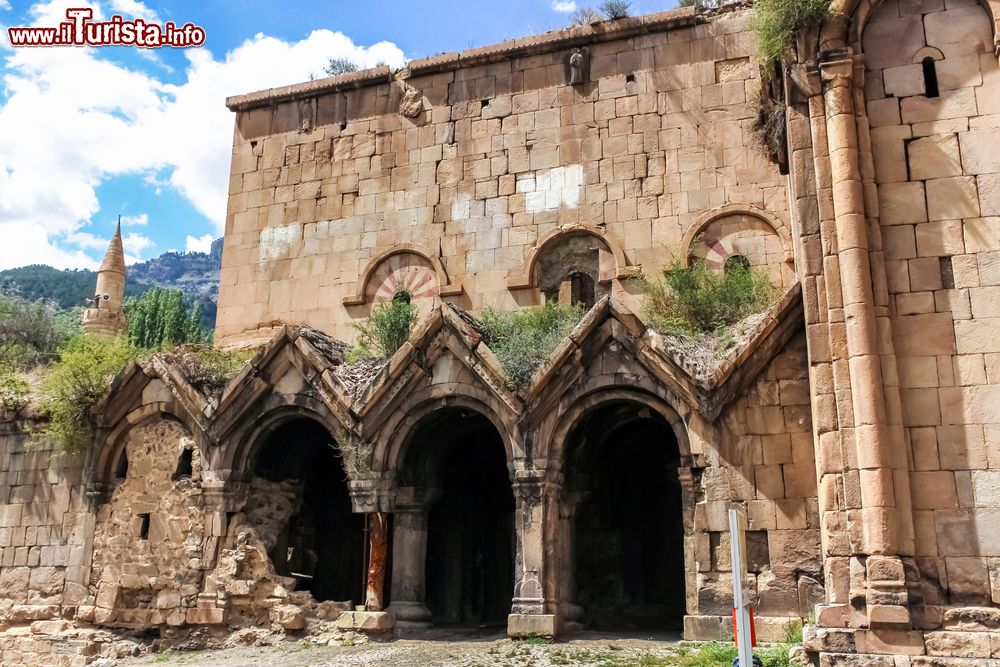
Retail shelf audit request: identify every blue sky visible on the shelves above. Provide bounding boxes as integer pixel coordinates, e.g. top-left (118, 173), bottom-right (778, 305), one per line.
top-left (0, 0), bottom-right (677, 270)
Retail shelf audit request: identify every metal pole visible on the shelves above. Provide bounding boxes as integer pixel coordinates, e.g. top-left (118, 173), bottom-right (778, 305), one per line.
top-left (729, 508), bottom-right (754, 667)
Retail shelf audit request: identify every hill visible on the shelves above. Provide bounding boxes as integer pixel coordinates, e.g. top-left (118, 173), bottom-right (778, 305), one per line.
top-left (0, 239), bottom-right (222, 329)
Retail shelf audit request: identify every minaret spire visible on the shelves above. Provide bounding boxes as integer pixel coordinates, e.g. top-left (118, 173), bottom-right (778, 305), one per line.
top-left (81, 218), bottom-right (128, 336)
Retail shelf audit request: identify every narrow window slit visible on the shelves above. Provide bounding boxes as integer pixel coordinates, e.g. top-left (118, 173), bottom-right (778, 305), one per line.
top-left (138, 514), bottom-right (151, 540)
top-left (172, 448), bottom-right (193, 480)
top-left (922, 58), bottom-right (940, 98)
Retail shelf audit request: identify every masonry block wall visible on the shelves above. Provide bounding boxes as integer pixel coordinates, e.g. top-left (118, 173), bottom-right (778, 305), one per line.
top-left (0, 421), bottom-right (90, 623)
top-left (864, 0), bottom-right (1000, 611)
top-left (687, 333), bottom-right (823, 640)
top-left (216, 9), bottom-right (790, 343)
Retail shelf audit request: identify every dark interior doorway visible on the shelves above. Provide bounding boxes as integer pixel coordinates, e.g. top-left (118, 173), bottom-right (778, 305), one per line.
top-left (401, 409), bottom-right (515, 626)
top-left (566, 402), bottom-right (685, 631)
top-left (254, 418), bottom-right (364, 604)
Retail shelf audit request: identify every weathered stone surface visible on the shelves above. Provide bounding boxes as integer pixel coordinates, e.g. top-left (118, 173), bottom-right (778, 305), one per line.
top-left (334, 611), bottom-right (396, 633)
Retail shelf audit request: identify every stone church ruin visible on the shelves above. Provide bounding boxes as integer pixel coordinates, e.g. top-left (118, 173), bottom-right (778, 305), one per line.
top-left (2, 0), bottom-right (1000, 664)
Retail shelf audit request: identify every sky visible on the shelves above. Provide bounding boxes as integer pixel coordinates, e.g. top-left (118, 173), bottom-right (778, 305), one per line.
top-left (0, 0), bottom-right (678, 270)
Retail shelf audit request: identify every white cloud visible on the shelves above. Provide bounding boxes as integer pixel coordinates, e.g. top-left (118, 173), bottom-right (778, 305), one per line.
top-left (120, 213), bottom-right (148, 226)
top-left (0, 0), bottom-right (407, 270)
top-left (185, 233), bottom-right (213, 253)
top-left (108, 0), bottom-right (158, 22)
top-left (0, 1), bottom-right (11, 11)
top-left (552, 0), bottom-right (577, 12)
top-left (0, 223), bottom-right (99, 269)
top-left (122, 231), bottom-right (153, 261)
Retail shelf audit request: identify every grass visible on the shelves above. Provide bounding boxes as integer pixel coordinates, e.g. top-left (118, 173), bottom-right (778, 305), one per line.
top-left (346, 293), bottom-right (419, 362)
top-left (478, 301), bottom-right (584, 387)
top-left (750, 0), bottom-right (829, 75)
top-left (159, 344), bottom-right (253, 400)
top-left (643, 258), bottom-right (777, 338)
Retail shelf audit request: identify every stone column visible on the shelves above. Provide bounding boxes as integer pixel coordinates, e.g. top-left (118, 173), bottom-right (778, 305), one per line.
top-left (557, 489), bottom-right (586, 628)
top-left (508, 469), bottom-right (558, 637)
top-left (365, 512), bottom-right (389, 611)
top-left (386, 486), bottom-right (439, 626)
top-left (819, 51), bottom-right (914, 627)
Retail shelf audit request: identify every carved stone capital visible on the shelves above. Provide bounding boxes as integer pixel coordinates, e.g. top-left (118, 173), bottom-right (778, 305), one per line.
top-left (820, 57), bottom-right (854, 88)
top-left (819, 47), bottom-right (854, 89)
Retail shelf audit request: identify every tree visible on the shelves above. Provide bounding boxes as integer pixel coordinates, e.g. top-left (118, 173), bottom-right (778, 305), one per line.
top-left (569, 7), bottom-right (602, 24)
top-left (124, 287), bottom-right (206, 349)
top-left (599, 0), bottom-right (631, 19)
top-left (0, 295), bottom-right (73, 368)
top-left (324, 57), bottom-right (361, 77)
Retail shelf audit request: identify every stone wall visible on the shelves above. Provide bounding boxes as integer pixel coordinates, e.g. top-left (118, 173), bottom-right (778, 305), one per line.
top-left (864, 0), bottom-right (1000, 617)
top-left (216, 8), bottom-right (791, 343)
top-left (687, 333), bottom-right (823, 640)
top-left (0, 419), bottom-right (89, 625)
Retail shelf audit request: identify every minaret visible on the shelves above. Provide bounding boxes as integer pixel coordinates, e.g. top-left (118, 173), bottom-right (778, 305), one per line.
top-left (81, 219), bottom-right (128, 336)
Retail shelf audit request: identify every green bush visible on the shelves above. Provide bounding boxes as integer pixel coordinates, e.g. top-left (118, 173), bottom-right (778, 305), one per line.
top-left (38, 336), bottom-right (137, 454)
top-left (0, 368), bottom-right (30, 412)
top-left (125, 287), bottom-right (206, 349)
top-left (346, 295), bottom-right (419, 362)
top-left (0, 295), bottom-right (74, 368)
top-left (160, 345), bottom-right (253, 400)
top-left (750, 0), bottom-right (829, 74)
top-left (478, 301), bottom-right (584, 387)
top-left (642, 258), bottom-right (778, 339)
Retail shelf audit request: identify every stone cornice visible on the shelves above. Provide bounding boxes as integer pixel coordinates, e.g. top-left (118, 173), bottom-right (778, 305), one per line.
top-left (225, 7), bottom-right (701, 112)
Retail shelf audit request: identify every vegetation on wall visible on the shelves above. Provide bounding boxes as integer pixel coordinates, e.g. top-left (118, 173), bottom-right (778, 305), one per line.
top-left (323, 57), bottom-right (361, 77)
top-left (125, 287), bottom-right (207, 349)
top-left (0, 368), bottom-right (29, 412)
top-left (599, 0), bottom-right (632, 19)
top-left (346, 293), bottom-right (420, 363)
top-left (642, 258), bottom-right (778, 353)
top-left (37, 335), bottom-right (138, 454)
top-left (478, 301), bottom-right (584, 388)
top-left (160, 345), bottom-right (254, 401)
top-left (750, 0), bottom-right (829, 73)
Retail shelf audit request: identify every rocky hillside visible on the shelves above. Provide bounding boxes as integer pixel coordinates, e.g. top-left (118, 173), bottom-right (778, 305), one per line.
top-left (0, 238), bottom-right (222, 328)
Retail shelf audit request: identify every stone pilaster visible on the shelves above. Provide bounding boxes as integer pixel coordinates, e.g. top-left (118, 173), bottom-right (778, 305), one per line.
top-left (816, 50), bottom-right (914, 628)
top-left (386, 486), bottom-right (440, 626)
top-left (508, 469), bottom-right (558, 637)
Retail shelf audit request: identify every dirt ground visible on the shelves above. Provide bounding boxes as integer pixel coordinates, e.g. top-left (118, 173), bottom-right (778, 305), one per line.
top-left (120, 629), bottom-right (690, 667)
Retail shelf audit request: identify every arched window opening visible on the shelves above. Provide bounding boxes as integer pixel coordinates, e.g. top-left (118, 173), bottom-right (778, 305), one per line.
top-left (172, 448), bottom-right (194, 480)
top-left (922, 58), bottom-right (940, 98)
top-left (114, 451), bottom-right (129, 482)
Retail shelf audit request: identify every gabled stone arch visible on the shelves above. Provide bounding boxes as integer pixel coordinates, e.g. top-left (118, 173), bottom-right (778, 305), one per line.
top-left (370, 388), bottom-right (523, 484)
top-left (507, 224), bottom-right (636, 300)
top-left (539, 385), bottom-right (694, 468)
top-left (343, 243), bottom-right (463, 306)
top-left (213, 394), bottom-right (354, 482)
top-left (91, 402), bottom-right (205, 504)
top-left (353, 303), bottom-right (521, 441)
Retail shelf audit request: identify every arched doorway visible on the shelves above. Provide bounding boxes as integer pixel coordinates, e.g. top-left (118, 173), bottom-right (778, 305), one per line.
top-left (252, 417), bottom-right (364, 604)
top-left (394, 408), bottom-right (515, 627)
top-left (563, 401), bottom-right (685, 631)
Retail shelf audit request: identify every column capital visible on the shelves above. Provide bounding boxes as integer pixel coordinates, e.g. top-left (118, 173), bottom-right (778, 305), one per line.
top-left (819, 49), bottom-right (854, 87)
